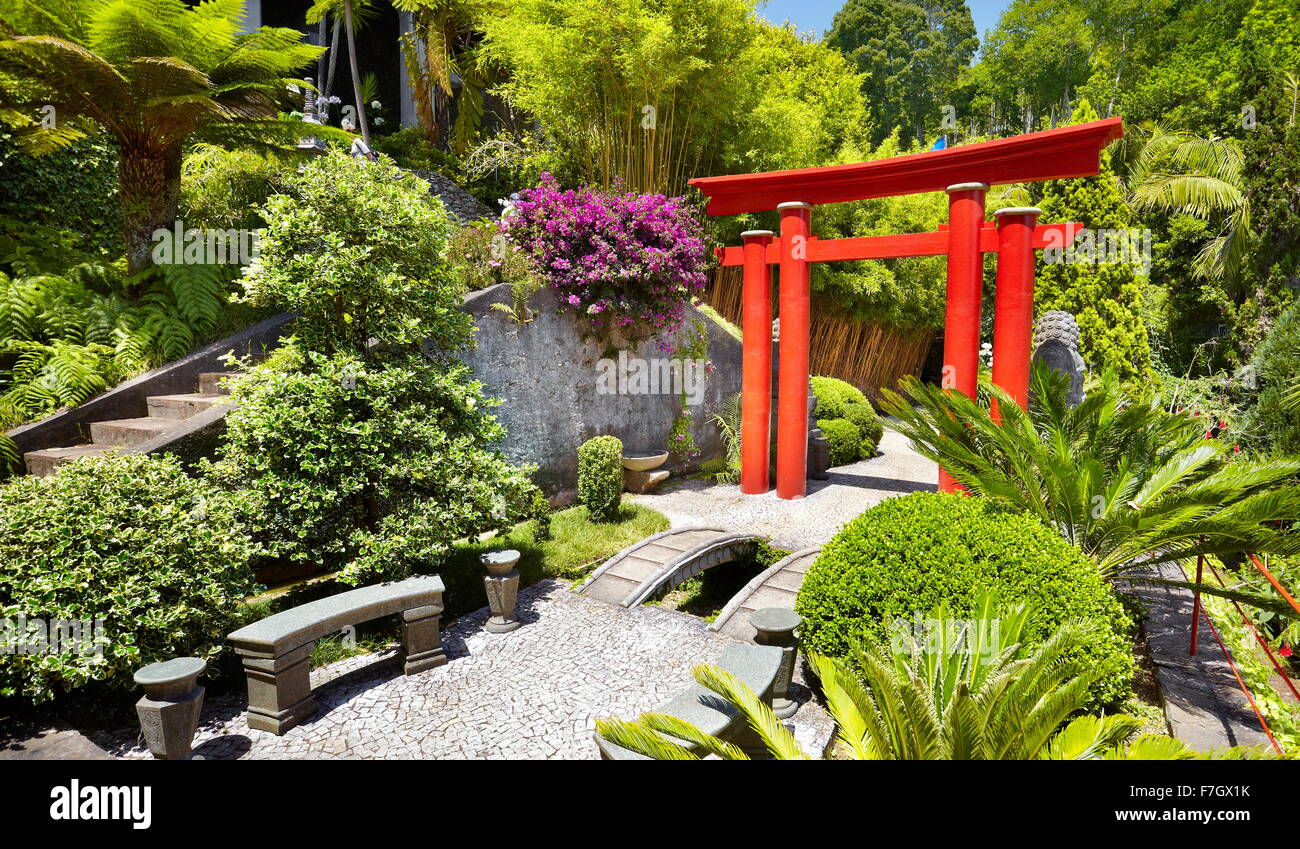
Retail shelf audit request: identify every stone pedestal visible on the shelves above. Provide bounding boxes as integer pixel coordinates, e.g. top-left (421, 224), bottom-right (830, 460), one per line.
top-left (481, 550), bottom-right (523, 633)
top-left (749, 608), bottom-right (802, 719)
top-left (134, 657), bottom-right (207, 760)
top-left (622, 451), bottom-right (669, 493)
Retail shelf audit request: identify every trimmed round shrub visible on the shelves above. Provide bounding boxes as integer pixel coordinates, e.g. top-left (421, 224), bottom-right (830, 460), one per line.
top-left (842, 400), bottom-right (884, 457)
top-left (811, 375), bottom-right (867, 419)
top-left (795, 492), bottom-right (1134, 709)
top-left (817, 418), bottom-right (861, 466)
top-left (0, 454), bottom-right (257, 704)
top-left (578, 435), bottom-right (623, 521)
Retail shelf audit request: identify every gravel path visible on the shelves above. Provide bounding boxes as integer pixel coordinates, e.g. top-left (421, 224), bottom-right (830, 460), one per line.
top-left (630, 426), bottom-right (937, 549)
top-left (99, 579), bottom-right (834, 760)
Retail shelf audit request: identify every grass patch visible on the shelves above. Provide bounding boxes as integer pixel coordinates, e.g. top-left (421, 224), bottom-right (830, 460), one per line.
top-left (432, 503), bottom-right (670, 618)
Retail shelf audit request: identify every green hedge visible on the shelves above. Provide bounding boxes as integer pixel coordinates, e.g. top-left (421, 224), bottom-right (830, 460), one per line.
top-left (810, 375), bottom-right (867, 418)
top-left (578, 435), bottom-right (623, 521)
top-left (0, 131), bottom-right (120, 255)
top-left (842, 400), bottom-right (884, 457)
top-left (1242, 300), bottom-right (1300, 455)
top-left (817, 418), bottom-right (861, 466)
top-left (0, 454), bottom-right (257, 704)
top-left (795, 492), bottom-right (1134, 709)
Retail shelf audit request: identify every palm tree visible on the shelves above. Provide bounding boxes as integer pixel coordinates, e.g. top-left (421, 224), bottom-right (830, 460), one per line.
top-left (876, 365), bottom-right (1300, 577)
top-left (0, 0), bottom-right (330, 278)
top-left (597, 596), bottom-right (1266, 759)
top-left (308, 0), bottom-right (376, 147)
top-left (1127, 125), bottom-right (1252, 284)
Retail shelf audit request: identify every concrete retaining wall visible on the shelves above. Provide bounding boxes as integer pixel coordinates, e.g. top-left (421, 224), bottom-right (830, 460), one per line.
top-left (461, 284), bottom-right (742, 500)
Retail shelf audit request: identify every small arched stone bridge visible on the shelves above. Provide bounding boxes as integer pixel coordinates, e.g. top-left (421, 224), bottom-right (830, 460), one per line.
top-left (709, 547), bottom-right (821, 641)
top-left (577, 527), bottom-right (763, 608)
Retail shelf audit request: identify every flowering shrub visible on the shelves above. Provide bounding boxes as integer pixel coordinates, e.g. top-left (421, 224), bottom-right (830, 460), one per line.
top-left (503, 174), bottom-right (708, 344)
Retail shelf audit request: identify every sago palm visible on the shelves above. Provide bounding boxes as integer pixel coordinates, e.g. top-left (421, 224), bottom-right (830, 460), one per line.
top-left (0, 0), bottom-right (330, 276)
top-left (596, 596), bottom-right (1262, 759)
top-left (877, 365), bottom-right (1300, 577)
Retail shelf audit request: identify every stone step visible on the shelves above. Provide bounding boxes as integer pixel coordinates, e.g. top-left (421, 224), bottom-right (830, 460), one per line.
top-left (23, 445), bottom-right (120, 477)
top-left (89, 417), bottom-right (179, 448)
top-left (146, 392), bottom-right (228, 420)
top-left (198, 371), bottom-right (242, 395)
top-left (582, 573), bottom-right (639, 606)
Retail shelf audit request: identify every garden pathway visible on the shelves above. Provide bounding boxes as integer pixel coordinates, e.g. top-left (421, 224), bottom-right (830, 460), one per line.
top-left (629, 425), bottom-right (937, 550)
top-left (100, 579), bottom-right (835, 760)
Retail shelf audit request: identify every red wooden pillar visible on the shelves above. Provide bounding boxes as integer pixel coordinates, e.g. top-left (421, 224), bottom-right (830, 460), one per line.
top-left (940, 182), bottom-right (988, 493)
top-left (739, 229), bottom-right (774, 494)
top-left (776, 201), bottom-right (812, 500)
top-left (991, 206), bottom-right (1041, 418)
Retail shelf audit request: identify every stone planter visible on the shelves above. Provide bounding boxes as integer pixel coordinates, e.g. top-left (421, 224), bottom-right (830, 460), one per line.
top-left (134, 657), bottom-right (207, 759)
top-left (622, 451), bottom-right (670, 493)
top-left (480, 550), bottom-right (522, 633)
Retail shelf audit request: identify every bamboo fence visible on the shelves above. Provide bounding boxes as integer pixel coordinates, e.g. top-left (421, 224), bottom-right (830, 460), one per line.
top-left (705, 266), bottom-right (935, 400)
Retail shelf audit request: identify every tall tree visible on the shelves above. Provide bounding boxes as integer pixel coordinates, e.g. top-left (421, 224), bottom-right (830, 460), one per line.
top-left (0, 0), bottom-right (326, 277)
top-left (827, 0), bottom-right (978, 148)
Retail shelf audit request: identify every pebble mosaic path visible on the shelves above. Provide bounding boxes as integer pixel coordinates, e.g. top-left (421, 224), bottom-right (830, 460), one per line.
top-left (630, 426), bottom-right (938, 551)
top-left (103, 579), bottom-right (834, 760)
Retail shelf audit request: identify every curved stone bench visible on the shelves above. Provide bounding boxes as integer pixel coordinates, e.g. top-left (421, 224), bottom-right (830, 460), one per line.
top-left (227, 575), bottom-right (446, 735)
top-left (594, 643), bottom-right (783, 760)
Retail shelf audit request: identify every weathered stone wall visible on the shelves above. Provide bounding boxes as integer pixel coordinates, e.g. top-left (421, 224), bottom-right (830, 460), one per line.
top-left (460, 284), bottom-right (742, 501)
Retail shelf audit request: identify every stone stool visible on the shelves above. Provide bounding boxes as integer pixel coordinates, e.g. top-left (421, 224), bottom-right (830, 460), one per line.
top-left (134, 657), bottom-right (206, 760)
top-left (481, 549), bottom-right (523, 633)
top-left (749, 608), bottom-right (802, 719)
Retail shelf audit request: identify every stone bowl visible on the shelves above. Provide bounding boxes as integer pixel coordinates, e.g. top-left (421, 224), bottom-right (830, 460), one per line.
top-left (621, 451), bottom-right (669, 472)
top-left (480, 549), bottom-right (521, 576)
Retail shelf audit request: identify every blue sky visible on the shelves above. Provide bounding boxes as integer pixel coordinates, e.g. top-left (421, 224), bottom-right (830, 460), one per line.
top-left (755, 0), bottom-right (1012, 44)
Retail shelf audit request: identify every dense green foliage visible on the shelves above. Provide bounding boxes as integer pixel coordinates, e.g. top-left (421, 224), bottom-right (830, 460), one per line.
top-left (0, 454), bottom-right (256, 704)
top-left (810, 375), bottom-right (868, 418)
top-left (1242, 301), bottom-right (1300, 455)
top-left (827, 0), bottom-right (977, 148)
top-left (795, 491), bottom-right (1135, 709)
top-left (210, 152), bottom-right (541, 584)
top-left (842, 401), bottom-right (884, 456)
top-left (0, 131), bottom-right (119, 254)
top-left (577, 435), bottom-right (623, 522)
top-left (209, 347), bottom-right (540, 585)
top-left (881, 366), bottom-right (1300, 575)
top-left (0, 0), bottom-right (332, 275)
top-left (817, 418), bottom-right (861, 467)
top-left (1033, 102), bottom-right (1152, 381)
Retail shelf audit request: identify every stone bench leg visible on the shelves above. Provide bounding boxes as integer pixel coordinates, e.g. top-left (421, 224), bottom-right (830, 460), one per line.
top-left (402, 604), bottom-right (446, 675)
top-left (236, 643), bottom-right (315, 736)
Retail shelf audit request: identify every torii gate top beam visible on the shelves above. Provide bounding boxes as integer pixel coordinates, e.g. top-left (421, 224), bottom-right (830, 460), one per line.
top-left (688, 117), bottom-right (1123, 216)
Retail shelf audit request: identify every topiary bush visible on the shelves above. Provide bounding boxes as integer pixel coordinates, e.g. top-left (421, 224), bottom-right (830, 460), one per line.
top-left (842, 400), bottom-right (884, 457)
top-left (816, 418), bottom-right (861, 466)
top-left (0, 454), bottom-right (257, 704)
top-left (795, 491), bottom-right (1134, 709)
top-left (810, 375), bottom-right (868, 418)
top-left (578, 435), bottom-right (623, 521)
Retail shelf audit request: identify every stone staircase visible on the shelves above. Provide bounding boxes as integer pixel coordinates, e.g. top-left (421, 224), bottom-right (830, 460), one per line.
top-left (23, 370), bottom-right (241, 477)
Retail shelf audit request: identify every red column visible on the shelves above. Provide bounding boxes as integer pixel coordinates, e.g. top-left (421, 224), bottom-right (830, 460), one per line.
top-left (776, 201), bottom-right (811, 500)
top-left (940, 182), bottom-right (988, 493)
top-left (991, 206), bottom-right (1041, 418)
top-left (739, 229), bottom-right (774, 494)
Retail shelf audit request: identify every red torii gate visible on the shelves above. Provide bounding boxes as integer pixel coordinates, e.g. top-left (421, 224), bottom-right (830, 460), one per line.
top-left (688, 116), bottom-right (1124, 499)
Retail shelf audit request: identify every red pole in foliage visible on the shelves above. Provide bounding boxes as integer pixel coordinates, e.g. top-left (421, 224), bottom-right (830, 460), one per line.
top-left (940, 183), bottom-right (988, 492)
top-left (991, 206), bottom-right (1041, 419)
top-left (776, 202), bottom-right (812, 500)
top-left (740, 230), bottom-right (774, 494)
